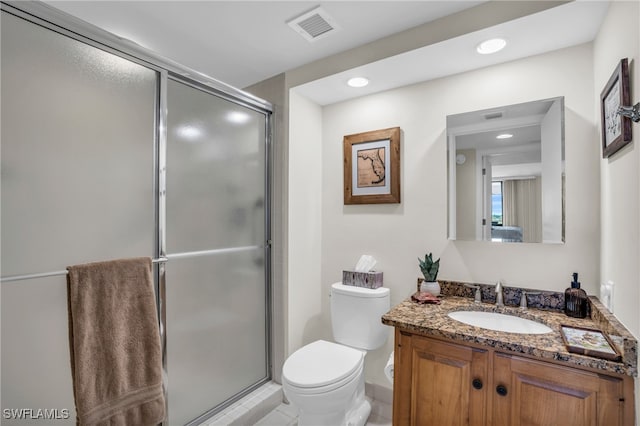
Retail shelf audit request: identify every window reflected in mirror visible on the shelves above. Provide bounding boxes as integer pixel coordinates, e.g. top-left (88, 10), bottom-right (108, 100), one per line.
top-left (447, 97), bottom-right (565, 244)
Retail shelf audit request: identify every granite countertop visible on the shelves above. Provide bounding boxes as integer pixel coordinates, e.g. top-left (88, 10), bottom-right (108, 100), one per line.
top-left (381, 282), bottom-right (637, 377)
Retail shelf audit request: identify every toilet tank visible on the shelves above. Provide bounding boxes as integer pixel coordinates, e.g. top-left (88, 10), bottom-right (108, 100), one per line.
top-left (330, 282), bottom-right (390, 350)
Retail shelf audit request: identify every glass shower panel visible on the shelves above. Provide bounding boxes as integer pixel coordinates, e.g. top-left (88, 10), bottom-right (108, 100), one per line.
top-left (166, 79), bottom-right (266, 253)
top-left (165, 78), bottom-right (268, 425)
top-left (1, 11), bottom-right (157, 424)
top-left (0, 12), bottom-right (157, 275)
top-left (1, 276), bottom-right (74, 426)
top-left (165, 254), bottom-right (267, 425)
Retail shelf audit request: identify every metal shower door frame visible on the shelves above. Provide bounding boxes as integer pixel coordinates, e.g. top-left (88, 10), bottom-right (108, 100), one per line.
top-left (158, 73), bottom-right (274, 425)
top-left (0, 2), bottom-right (274, 424)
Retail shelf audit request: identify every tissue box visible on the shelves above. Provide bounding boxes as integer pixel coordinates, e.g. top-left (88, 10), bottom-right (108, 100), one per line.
top-left (342, 271), bottom-right (383, 289)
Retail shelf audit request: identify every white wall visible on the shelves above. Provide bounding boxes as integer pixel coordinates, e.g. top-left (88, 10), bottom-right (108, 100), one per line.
top-left (290, 42), bottom-right (600, 387)
top-left (287, 90), bottom-right (327, 354)
top-left (595, 0), bottom-right (640, 341)
top-left (593, 0), bottom-right (640, 415)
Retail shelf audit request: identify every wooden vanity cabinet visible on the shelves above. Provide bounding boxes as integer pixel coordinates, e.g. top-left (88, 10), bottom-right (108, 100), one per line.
top-left (394, 329), bottom-right (489, 426)
top-left (492, 352), bottom-right (626, 426)
top-left (393, 329), bottom-right (633, 426)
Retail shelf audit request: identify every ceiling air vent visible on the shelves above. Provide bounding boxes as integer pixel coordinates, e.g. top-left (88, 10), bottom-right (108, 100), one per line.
top-left (287, 6), bottom-right (340, 42)
top-left (483, 111), bottom-right (504, 120)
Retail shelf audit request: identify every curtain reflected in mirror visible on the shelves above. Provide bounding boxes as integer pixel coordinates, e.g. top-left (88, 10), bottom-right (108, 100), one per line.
top-left (501, 178), bottom-right (541, 242)
top-left (447, 97), bottom-right (565, 244)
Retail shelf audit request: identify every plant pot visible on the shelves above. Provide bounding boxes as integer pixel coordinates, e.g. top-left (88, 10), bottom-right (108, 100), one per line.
top-left (420, 280), bottom-right (440, 297)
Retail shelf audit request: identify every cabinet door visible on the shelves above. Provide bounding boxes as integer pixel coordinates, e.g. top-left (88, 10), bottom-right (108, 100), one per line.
top-left (394, 331), bottom-right (487, 426)
top-left (492, 353), bottom-right (624, 426)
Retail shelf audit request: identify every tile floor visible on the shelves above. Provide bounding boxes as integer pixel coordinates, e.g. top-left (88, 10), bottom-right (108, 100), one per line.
top-left (202, 382), bottom-right (284, 426)
top-left (254, 398), bottom-right (392, 426)
top-left (201, 381), bottom-right (393, 426)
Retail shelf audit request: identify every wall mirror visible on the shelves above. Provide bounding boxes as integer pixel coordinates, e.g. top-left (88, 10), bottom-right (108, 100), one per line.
top-left (447, 97), bottom-right (565, 244)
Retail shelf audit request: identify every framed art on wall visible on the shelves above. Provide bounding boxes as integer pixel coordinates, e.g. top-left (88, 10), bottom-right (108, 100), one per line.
top-left (600, 58), bottom-right (632, 158)
top-left (343, 127), bottom-right (400, 205)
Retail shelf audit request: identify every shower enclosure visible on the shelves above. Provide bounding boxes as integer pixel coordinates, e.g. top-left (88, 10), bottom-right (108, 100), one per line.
top-left (0, 3), bottom-right (272, 425)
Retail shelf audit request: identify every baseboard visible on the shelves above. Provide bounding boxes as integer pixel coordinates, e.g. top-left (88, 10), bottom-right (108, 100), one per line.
top-left (365, 382), bottom-right (393, 405)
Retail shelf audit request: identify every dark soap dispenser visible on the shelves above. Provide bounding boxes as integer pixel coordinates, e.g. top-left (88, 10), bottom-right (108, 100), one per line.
top-left (564, 272), bottom-right (588, 318)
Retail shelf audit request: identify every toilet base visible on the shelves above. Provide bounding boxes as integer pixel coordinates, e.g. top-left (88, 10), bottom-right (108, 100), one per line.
top-left (345, 398), bottom-right (372, 426)
top-left (296, 397), bottom-right (371, 426)
top-left (293, 372), bottom-right (371, 426)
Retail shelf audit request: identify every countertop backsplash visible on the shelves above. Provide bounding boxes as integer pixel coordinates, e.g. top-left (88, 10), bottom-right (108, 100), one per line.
top-left (435, 279), bottom-right (567, 311)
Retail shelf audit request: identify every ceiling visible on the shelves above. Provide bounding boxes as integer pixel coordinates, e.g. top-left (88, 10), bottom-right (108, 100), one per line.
top-left (295, 1), bottom-right (609, 105)
top-left (42, 1), bottom-right (484, 86)
top-left (41, 1), bottom-right (609, 106)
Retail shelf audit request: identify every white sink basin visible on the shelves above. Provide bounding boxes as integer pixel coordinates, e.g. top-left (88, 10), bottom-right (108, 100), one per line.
top-left (448, 311), bottom-right (553, 334)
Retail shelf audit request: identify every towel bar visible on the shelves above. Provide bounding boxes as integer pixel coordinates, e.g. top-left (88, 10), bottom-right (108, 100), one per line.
top-left (0, 245), bottom-right (265, 283)
top-left (0, 257), bottom-right (169, 283)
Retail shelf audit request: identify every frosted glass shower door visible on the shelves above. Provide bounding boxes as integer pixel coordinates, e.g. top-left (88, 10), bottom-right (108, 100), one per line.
top-left (1, 10), bottom-right (157, 425)
top-left (165, 78), bottom-right (269, 425)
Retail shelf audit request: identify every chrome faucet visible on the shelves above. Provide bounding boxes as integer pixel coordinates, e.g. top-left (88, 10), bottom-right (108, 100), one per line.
top-left (495, 280), bottom-right (504, 307)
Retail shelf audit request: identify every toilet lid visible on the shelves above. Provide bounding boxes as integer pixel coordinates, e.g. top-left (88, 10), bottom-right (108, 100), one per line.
top-left (283, 340), bottom-right (364, 388)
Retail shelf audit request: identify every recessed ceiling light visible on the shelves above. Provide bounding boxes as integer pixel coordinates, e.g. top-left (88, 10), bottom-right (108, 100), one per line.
top-left (476, 38), bottom-right (507, 55)
top-left (496, 133), bottom-right (513, 139)
top-left (347, 77), bottom-right (369, 88)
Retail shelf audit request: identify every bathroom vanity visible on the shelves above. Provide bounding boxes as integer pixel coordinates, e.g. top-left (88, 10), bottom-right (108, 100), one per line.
top-left (381, 282), bottom-right (637, 426)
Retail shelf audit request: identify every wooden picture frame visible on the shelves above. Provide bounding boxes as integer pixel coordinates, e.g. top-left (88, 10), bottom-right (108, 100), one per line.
top-left (600, 58), bottom-right (632, 158)
top-left (560, 325), bottom-right (621, 361)
top-left (343, 127), bottom-right (400, 205)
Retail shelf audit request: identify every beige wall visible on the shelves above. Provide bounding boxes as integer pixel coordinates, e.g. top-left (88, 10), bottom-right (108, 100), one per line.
top-left (289, 41), bottom-right (600, 387)
top-left (245, 74), bottom-right (289, 382)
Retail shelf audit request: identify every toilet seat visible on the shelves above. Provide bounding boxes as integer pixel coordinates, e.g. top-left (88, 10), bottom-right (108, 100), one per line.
top-left (283, 340), bottom-right (364, 394)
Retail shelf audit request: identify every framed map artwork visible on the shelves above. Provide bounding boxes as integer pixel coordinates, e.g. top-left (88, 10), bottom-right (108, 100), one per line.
top-left (343, 127), bottom-right (400, 204)
top-left (600, 58), bottom-right (632, 158)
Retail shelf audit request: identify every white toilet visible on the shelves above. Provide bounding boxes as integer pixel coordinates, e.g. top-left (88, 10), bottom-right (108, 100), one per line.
top-left (282, 282), bottom-right (390, 426)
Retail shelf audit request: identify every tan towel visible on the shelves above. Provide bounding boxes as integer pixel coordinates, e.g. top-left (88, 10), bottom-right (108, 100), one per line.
top-left (67, 257), bottom-right (165, 426)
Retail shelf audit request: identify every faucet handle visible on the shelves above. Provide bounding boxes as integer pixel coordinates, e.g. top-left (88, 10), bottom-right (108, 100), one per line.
top-left (464, 284), bottom-right (482, 303)
top-left (495, 280), bottom-right (504, 307)
top-left (520, 291), bottom-right (541, 309)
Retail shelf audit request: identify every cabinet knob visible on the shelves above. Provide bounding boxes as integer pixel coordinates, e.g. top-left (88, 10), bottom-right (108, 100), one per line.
top-left (496, 384), bottom-right (508, 396)
top-left (472, 378), bottom-right (483, 390)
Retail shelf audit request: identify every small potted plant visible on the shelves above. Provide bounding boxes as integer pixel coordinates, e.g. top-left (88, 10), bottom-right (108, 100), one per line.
top-left (418, 252), bottom-right (440, 296)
